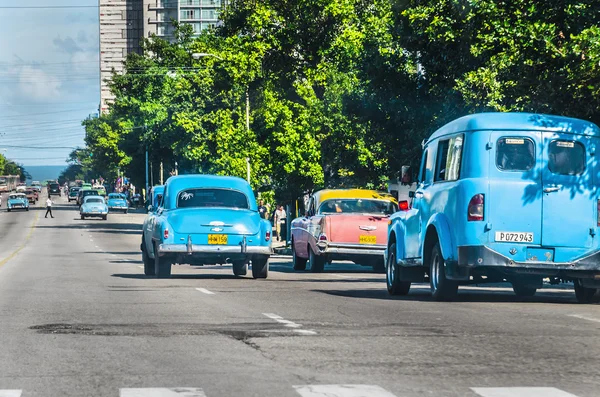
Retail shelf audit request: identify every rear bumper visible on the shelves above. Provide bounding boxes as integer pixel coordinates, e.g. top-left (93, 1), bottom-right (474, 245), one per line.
top-left (108, 206), bottom-right (127, 210)
top-left (458, 245), bottom-right (600, 275)
top-left (159, 243), bottom-right (272, 256)
top-left (81, 212), bottom-right (107, 216)
top-left (318, 242), bottom-right (385, 257)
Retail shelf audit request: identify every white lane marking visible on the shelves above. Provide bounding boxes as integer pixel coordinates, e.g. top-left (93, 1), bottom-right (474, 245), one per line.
top-left (195, 288), bottom-right (215, 295)
top-left (138, 266), bottom-right (144, 269)
top-left (263, 313), bottom-right (316, 334)
top-left (0, 391), bottom-right (22, 397)
top-left (568, 314), bottom-right (600, 324)
top-left (294, 329), bottom-right (317, 335)
top-left (294, 384), bottom-right (396, 397)
top-left (471, 387), bottom-right (578, 397)
top-left (120, 388), bottom-right (206, 397)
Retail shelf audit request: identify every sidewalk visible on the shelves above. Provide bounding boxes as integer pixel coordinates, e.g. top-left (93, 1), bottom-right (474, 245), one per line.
top-left (272, 238), bottom-right (291, 256)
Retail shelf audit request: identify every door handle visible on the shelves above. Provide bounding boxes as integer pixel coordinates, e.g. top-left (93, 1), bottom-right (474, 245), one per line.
top-left (543, 186), bottom-right (560, 193)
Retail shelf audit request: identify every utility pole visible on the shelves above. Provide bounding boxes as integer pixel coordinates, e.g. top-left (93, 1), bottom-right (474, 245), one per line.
top-left (246, 157), bottom-right (250, 184)
top-left (160, 161), bottom-right (164, 184)
top-left (175, 161), bottom-right (178, 176)
top-left (245, 88), bottom-right (250, 132)
top-left (145, 147), bottom-right (149, 198)
top-left (150, 162), bottom-right (154, 186)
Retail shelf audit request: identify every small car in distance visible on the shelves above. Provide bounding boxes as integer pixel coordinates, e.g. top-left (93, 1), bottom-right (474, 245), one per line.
top-left (77, 189), bottom-right (99, 206)
top-left (291, 189), bottom-right (398, 273)
top-left (140, 175), bottom-right (272, 279)
top-left (80, 195), bottom-right (108, 220)
top-left (25, 189), bottom-right (37, 204)
top-left (107, 193), bottom-right (128, 213)
top-left (386, 112), bottom-right (600, 303)
top-left (7, 193), bottom-right (29, 212)
top-left (68, 187), bottom-right (81, 202)
top-left (93, 184), bottom-right (107, 196)
top-left (48, 182), bottom-right (61, 196)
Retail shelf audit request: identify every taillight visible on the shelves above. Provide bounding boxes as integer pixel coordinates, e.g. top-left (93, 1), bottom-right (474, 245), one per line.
top-left (399, 200), bottom-right (409, 211)
top-left (163, 228), bottom-right (169, 239)
top-left (467, 194), bottom-right (484, 221)
top-left (318, 233), bottom-right (327, 242)
top-left (265, 231), bottom-right (271, 241)
top-left (597, 200), bottom-right (600, 226)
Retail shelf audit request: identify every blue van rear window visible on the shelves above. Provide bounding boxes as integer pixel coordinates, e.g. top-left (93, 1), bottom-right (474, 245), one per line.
top-left (496, 137), bottom-right (535, 171)
top-left (548, 140), bottom-right (585, 175)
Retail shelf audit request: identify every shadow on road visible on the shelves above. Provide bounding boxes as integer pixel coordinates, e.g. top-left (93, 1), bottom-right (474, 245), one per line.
top-left (35, 222), bottom-right (142, 234)
top-left (111, 273), bottom-right (244, 280)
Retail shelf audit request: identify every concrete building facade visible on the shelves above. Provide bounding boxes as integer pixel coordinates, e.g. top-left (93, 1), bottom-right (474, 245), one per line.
top-left (145, 0), bottom-right (226, 40)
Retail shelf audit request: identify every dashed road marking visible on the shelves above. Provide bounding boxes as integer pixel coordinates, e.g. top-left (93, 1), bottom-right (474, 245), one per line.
top-left (0, 391), bottom-right (22, 397)
top-left (471, 387), bottom-right (578, 397)
top-left (195, 288), bottom-right (215, 295)
top-left (568, 314), bottom-right (600, 324)
top-left (263, 313), bottom-right (317, 335)
top-left (120, 388), bottom-right (206, 397)
top-left (294, 384), bottom-right (396, 397)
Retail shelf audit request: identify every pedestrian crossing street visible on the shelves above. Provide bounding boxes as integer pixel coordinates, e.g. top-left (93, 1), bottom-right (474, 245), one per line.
top-left (0, 385), bottom-right (582, 397)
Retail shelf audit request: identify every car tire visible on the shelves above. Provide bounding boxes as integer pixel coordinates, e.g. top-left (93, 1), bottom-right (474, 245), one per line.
top-left (309, 248), bottom-right (326, 273)
top-left (574, 279), bottom-right (598, 303)
top-left (429, 242), bottom-right (458, 301)
top-left (142, 237), bottom-right (155, 276)
top-left (292, 241), bottom-right (307, 271)
top-left (26, 208), bottom-right (29, 211)
top-left (386, 243), bottom-right (411, 295)
top-left (372, 258), bottom-right (386, 273)
top-left (124, 209), bottom-right (128, 214)
top-left (154, 242), bottom-right (171, 278)
top-left (512, 282), bottom-right (537, 297)
top-left (102, 215), bottom-right (107, 220)
top-left (7, 209), bottom-right (10, 212)
top-left (232, 261), bottom-right (247, 276)
top-left (252, 256), bottom-right (269, 279)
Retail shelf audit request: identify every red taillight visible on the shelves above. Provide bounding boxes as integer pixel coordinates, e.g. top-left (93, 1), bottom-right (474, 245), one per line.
top-left (399, 200), bottom-right (409, 211)
top-left (597, 200), bottom-right (600, 226)
top-left (265, 231), bottom-right (271, 241)
top-left (318, 233), bottom-right (328, 242)
top-left (467, 194), bottom-right (484, 221)
top-left (163, 228), bottom-right (169, 239)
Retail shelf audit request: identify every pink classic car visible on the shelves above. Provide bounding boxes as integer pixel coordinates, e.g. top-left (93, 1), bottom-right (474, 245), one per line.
top-left (290, 189), bottom-right (399, 273)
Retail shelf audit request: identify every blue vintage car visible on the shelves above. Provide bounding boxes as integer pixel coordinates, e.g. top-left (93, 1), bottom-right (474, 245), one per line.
top-left (386, 112), bottom-right (600, 303)
top-left (80, 195), bottom-right (108, 220)
top-left (107, 193), bottom-right (129, 213)
top-left (148, 185), bottom-right (164, 211)
top-left (141, 175), bottom-right (272, 279)
top-left (7, 193), bottom-right (29, 212)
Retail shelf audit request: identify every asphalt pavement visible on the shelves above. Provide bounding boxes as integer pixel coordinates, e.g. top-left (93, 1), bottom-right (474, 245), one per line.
top-left (0, 193), bottom-right (599, 397)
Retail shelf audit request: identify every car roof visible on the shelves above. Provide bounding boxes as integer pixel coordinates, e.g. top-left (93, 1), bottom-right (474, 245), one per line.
top-left (163, 175), bottom-right (255, 210)
top-left (313, 189), bottom-right (397, 206)
top-left (427, 112), bottom-right (600, 144)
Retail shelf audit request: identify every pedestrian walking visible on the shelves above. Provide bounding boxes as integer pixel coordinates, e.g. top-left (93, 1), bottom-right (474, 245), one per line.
top-left (45, 196), bottom-right (54, 218)
top-left (274, 205), bottom-right (287, 242)
top-left (258, 199), bottom-right (268, 220)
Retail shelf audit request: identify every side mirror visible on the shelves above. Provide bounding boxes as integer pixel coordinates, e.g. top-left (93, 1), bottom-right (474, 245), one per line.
top-left (399, 200), bottom-right (410, 211)
top-left (401, 165), bottom-right (412, 185)
top-left (408, 191), bottom-right (415, 198)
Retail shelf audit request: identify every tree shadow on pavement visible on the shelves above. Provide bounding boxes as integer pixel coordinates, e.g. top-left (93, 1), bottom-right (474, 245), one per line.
top-left (315, 286), bottom-right (580, 304)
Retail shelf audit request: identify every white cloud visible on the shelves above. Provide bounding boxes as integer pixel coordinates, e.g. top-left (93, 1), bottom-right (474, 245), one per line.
top-left (17, 66), bottom-right (61, 101)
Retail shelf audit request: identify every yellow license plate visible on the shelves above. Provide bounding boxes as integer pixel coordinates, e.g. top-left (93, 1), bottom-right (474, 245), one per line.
top-left (359, 235), bottom-right (376, 244)
top-left (208, 234), bottom-right (228, 245)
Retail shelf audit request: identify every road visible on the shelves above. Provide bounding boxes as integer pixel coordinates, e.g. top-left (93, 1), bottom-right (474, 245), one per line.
top-left (0, 193), bottom-right (598, 397)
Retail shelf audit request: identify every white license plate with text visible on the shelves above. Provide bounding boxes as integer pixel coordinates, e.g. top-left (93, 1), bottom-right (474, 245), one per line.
top-left (495, 232), bottom-right (533, 243)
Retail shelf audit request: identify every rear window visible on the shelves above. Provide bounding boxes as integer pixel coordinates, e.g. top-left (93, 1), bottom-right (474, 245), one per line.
top-left (49, 184), bottom-right (59, 189)
top-left (435, 135), bottom-right (463, 182)
top-left (318, 199), bottom-right (397, 215)
top-left (86, 198), bottom-right (103, 203)
top-left (83, 190), bottom-right (99, 196)
top-left (548, 140), bottom-right (585, 175)
top-left (108, 194), bottom-right (123, 199)
top-left (496, 137), bottom-right (535, 171)
top-left (177, 188), bottom-right (249, 209)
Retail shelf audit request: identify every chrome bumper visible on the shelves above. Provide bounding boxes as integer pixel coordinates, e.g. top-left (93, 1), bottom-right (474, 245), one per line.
top-left (159, 244), bottom-right (272, 255)
top-left (319, 242), bottom-right (386, 256)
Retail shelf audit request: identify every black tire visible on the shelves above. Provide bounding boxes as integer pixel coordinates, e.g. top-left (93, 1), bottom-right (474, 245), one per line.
top-left (7, 209), bottom-right (10, 212)
top-left (154, 242), bottom-right (171, 278)
top-left (124, 209), bottom-right (128, 214)
top-left (512, 283), bottom-right (537, 297)
top-left (252, 256), bottom-right (269, 279)
top-left (232, 261), bottom-right (247, 276)
top-left (574, 279), bottom-right (598, 303)
top-left (429, 242), bottom-right (458, 301)
top-left (292, 241), bottom-right (307, 271)
top-left (26, 208), bottom-right (29, 211)
top-left (386, 243), bottom-right (411, 295)
top-left (80, 215), bottom-right (84, 220)
top-left (102, 215), bottom-right (107, 220)
top-left (142, 237), bottom-right (155, 276)
top-left (309, 248), bottom-right (326, 273)
top-left (372, 258), bottom-right (386, 273)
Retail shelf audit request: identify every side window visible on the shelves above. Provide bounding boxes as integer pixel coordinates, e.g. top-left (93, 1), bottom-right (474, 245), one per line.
top-left (419, 148), bottom-right (428, 184)
top-left (496, 137), bottom-right (535, 171)
top-left (548, 140), bottom-right (585, 175)
top-left (435, 135), bottom-right (464, 182)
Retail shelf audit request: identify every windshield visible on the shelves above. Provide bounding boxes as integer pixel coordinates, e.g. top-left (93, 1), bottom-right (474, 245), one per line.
top-left (318, 199), bottom-right (397, 215)
top-left (176, 188), bottom-right (249, 209)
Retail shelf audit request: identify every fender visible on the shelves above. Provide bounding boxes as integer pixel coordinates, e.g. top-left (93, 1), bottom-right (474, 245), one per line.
top-left (425, 213), bottom-right (456, 262)
top-left (388, 219), bottom-right (408, 265)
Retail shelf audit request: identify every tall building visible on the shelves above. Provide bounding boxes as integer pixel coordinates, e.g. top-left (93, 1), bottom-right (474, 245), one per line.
top-left (100, 0), bottom-right (227, 113)
top-left (99, 0), bottom-right (144, 113)
top-left (146, 0), bottom-right (226, 40)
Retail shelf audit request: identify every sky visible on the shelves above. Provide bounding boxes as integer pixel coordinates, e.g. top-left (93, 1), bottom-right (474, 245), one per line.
top-left (0, 0), bottom-right (99, 167)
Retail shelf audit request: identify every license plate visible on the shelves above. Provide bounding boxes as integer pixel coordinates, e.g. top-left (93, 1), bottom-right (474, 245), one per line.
top-left (495, 232), bottom-right (533, 243)
top-left (359, 235), bottom-right (377, 244)
top-left (208, 234), bottom-right (228, 245)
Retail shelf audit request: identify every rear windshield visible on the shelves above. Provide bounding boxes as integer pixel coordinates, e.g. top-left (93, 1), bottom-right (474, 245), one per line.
top-left (83, 190), bottom-right (99, 196)
top-left (86, 198), bottom-right (103, 203)
top-left (176, 188), bottom-right (249, 209)
top-left (548, 140), bottom-right (585, 175)
top-left (49, 184), bottom-right (59, 189)
top-left (496, 137), bottom-right (535, 171)
top-left (318, 199), bottom-right (397, 215)
top-left (108, 194), bottom-right (123, 199)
